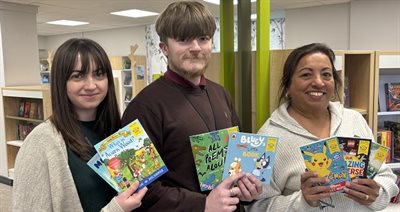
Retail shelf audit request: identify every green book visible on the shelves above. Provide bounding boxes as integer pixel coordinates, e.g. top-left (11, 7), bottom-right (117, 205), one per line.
top-left (189, 126), bottom-right (238, 191)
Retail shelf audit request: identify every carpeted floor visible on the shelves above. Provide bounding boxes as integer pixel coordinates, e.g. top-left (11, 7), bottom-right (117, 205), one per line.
top-left (0, 183), bottom-right (12, 212)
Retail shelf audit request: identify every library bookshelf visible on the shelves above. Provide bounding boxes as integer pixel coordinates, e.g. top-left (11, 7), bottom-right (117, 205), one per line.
top-left (1, 85), bottom-right (51, 179)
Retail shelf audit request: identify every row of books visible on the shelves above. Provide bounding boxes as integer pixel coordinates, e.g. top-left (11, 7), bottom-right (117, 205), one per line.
top-left (300, 136), bottom-right (390, 193)
top-left (88, 122), bottom-right (279, 193)
top-left (18, 101), bottom-right (43, 120)
top-left (16, 123), bottom-right (35, 141)
top-left (86, 122), bottom-right (393, 194)
top-left (381, 121), bottom-right (400, 162)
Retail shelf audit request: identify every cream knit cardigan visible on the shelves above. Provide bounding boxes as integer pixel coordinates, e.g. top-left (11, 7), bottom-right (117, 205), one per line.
top-left (12, 121), bottom-right (123, 212)
top-left (247, 101), bottom-right (399, 212)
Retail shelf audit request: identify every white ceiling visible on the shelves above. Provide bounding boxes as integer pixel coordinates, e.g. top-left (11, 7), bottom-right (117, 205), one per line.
top-left (1, 0), bottom-right (351, 36)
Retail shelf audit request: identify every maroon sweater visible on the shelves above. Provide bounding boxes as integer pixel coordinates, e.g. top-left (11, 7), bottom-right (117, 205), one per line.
top-left (121, 71), bottom-right (240, 212)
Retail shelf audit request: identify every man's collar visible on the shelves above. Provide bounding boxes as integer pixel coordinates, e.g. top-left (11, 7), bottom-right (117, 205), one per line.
top-left (163, 67), bottom-right (207, 89)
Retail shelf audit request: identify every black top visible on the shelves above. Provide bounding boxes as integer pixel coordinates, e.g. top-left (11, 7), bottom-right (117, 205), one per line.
top-left (121, 74), bottom-right (241, 212)
top-left (67, 120), bottom-right (116, 212)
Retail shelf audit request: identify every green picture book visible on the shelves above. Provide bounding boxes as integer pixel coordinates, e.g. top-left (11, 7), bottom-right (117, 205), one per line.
top-left (189, 126), bottom-right (238, 191)
top-left (93, 119), bottom-right (168, 192)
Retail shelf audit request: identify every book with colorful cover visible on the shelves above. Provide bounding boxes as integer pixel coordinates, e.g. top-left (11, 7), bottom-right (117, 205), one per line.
top-left (93, 119), bottom-right (168, 192)
top-left (337, 137), bottom-right (371, 179)
top-left (300, 137), bottom-right (350, 193)
top-left (87, 153), bottom-right (121, 192)
top-left (189, 126), bottom-right (239, 191)
top-left (385, 82), bottom-right (400, 111)
top-left (367, 142), bottom-right (390, 178)
top-left (222, 132), bottom-right (278, 185)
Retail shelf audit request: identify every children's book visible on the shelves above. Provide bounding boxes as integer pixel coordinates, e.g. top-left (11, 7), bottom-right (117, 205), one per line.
top-left (93, 119), bottom-right (168, 192)
top-left (87, 153), bottom-right (121, 192)
top-left (222, 132), bottom-right (278, 185)
top-left (189, 126), bottom-right (239, 191)
top-left (300, 137), bottom-right (350, 193)
top-left (337, 136), bottom-right (371, 179)
top-left (367, 142), bottom-right (390, 178)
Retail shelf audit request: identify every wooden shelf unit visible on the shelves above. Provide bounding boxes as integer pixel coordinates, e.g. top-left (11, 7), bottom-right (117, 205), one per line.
top-left (268, 49), bottom-right (372, 121)
top-left (2, 85), bottom-right (51, 178)
top-left (109, 55), bottom-right (147, 113)
top-left (373, 51), bottom-right (400, 135)
top-left (343, 51), bottom-right (375, 127)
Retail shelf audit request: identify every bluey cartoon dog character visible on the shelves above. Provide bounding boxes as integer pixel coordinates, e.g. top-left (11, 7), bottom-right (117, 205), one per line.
top-left (252, 153), bottom-right (270, 182)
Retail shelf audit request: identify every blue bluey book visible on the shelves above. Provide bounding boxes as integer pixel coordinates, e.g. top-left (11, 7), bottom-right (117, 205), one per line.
top-left (300, 137), bottom-right (350, 193)
top-left (93, 119), bottom-right (168, 191)
top-left (87, 153), bottom-right (121, 192)
top-left (222, 132), bottom-right (278, 185)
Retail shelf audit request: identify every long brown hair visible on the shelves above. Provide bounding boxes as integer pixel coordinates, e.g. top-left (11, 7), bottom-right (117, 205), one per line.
top-left (50, 38), bottom-right (121, 160)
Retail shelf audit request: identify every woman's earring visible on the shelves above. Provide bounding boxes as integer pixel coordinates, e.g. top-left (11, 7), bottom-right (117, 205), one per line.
top-left (285, 92), bottom-right (290, 99)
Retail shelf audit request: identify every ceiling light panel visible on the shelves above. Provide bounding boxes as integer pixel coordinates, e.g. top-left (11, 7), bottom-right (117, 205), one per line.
top-left (46, 20), bottom-right (89, 26)
top-left (110, 9), bottom-right (158, 18)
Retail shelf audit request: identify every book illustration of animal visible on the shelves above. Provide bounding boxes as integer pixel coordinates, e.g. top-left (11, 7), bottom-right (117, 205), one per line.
top-left (251, 153), bottom-right (270, 182)
top-left (228, 157), bottom-right (242, 176)
top-left (302, 144), bottom-right (332, 177)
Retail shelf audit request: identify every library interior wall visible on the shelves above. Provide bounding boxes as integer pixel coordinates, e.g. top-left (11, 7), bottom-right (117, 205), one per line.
top-left (0, 2), bottom-right (39, 176)
top-left (349, 0), bottom-right (400, 50)
top-left (285, 3), bottom-right (350, 50)
top-left (285, 0), bottom-right (400, 51)
top-left (38, 25), bottom-right (147, 57)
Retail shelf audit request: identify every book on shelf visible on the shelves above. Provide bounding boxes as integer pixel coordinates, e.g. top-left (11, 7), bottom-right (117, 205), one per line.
top-left (189, 126), bottom-right (239, 191)
top-left (382, 121), bottom-right (400, 162)
top-left (384, 82), bottom-right (400, 111)
top-left (29, 102), bottom-right (38, 119)
top-left (23, 101), bottom-right (31, 118)
top-left (337, 136), bottom-right (371, 179)
top-left (16, 123), bottom-right (35, 140)
top-left (37, 104), bottom-right (43, 120)
top-left (367, 142), bottom-right (390, 179)
top-left (18, 101), bottom-right (25, 117)
top-left (377, 129), bottom-right (393, 162)
top-left (299, 137), bottom-right (350, 193)
top-left (222, 132), bottom-right (278, 185)
top-left (92, 119), bottom-right (168, 192)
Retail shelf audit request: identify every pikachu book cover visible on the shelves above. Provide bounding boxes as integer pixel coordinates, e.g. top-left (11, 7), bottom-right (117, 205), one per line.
top-left (222, 132), bottom-right (278, 185)
top-left (93, 119), bottom-right (168, 192)
top-left (300, 137), bottom-right (350, 193)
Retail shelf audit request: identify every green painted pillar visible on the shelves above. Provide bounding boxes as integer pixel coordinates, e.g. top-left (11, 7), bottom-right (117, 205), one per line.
top-left (256, 0), bottom-right (270, 130)
top-left (220, 0), bottom-right (235, 102)
top-left (238, 0), bottom-right (252, 132)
